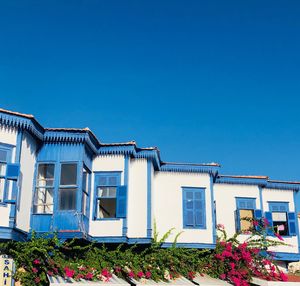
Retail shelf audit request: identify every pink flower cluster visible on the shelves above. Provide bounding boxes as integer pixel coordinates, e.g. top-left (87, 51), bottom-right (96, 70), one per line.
top-left (215, 241), bottom-right (287, 286)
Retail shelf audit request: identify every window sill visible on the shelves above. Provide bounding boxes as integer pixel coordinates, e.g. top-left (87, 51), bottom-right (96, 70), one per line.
top-left (93, 218), bottom-right (122, 221)
top-left (183, 226), bottom-right (207, 230)
top-left (32, 213), bottom-right (53, 215)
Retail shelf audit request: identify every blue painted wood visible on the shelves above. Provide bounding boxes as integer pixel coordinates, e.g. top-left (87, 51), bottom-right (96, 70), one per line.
top-left (116, 186), bottom-right (127, 218)
top-left (265, 211), bottom-right (273, 235)
top-left (31, 214), bottom-right (52, 232)
top-left (147, 160), bottom-right (152, 238)
top-left (288, 212), bottom-right (296, 236)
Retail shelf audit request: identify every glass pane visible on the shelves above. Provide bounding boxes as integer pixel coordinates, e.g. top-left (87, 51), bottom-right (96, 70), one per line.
top-left (59, 188), bottom-right (77, 210)
top-left (0, 163), bottom-right (6, 176)
top-left (240, 209), bottom-right (254, 231)
top-left (99, 176), bottom-right (107, 186)
top-left (186, 200), bottom-right (193, 209)
top-left (0, 178), bottom-right (5, 202)
top-left (98, 187), bottom-right (116, 198)
top-left (82, 171), bottom-right (87, 191)
top-left (60, 164), bottom-right (77, 186)
top-left (97, 198), bottom-right (116, 218)
top-left (82, 192), bottom-right (87, 216)
top-left (34, 188), bottom-right (54, 214)
top-left (37, 164), bottom-right (55, 187)
top-left (0, 150), bottom-right (7, 162)
top-left (272, 212), bottom-right (287, 222)
top-left (108, 176), bottom-right (117, 186)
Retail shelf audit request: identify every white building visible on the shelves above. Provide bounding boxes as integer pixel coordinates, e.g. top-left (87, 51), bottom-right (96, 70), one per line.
top-left (0, 108), bottom-right (299, 263)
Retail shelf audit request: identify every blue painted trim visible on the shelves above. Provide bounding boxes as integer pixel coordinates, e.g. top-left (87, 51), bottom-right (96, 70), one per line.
top-left (147, 160), bottom-right (152, 238)
top-left (217, 176), bottom-right (267, 186)
top-left (9, 129), bottom-right (23, 228)
top-left (161, 242), bottom-right (216, 249)
top-left (294, 191), bottom-right (300, 253)
top-left (123, 156), bottom-right (129, 236)
top-left (98, 145), bottom-right (136, 156)
top-left (210, 175), bottom-right (216, 244)
top-left (259, 186), bottom-right (264, 212)
top-left (0, 227), bottom-right (27, 241)
top-left (161, 163), bottom-right (219, 175)
top-left (272, 252), bottom-right (300, 261)
top-left (266, 181), bottom-right (300, 191)
top-left (90, 236), bottom-right (128, 243)
top-left (0, 110), bottom-right (44, 140)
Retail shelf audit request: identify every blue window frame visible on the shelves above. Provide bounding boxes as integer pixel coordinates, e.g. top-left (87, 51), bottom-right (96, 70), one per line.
top-left (82, 167), bottom-right (91, 217)
top-left (0, 144), bottom-right (13, 203)
top-left (265, 202), bottom-right (296, 236)
top-left (33, 163), bottom-right (55, 214)
top-left (94, 172), bottom-right (127, 220)
top-left (235, 198), bottom-right (262, 232)
top-left (182, 187), bottom-right (206, 229)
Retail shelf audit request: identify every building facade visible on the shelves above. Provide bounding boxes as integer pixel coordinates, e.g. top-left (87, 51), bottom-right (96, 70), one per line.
top-left (0, 108), bottom-right (299, 263)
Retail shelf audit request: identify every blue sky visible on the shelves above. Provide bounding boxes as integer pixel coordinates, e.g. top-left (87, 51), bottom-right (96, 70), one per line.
top-left (1, 1), bottom-right (300, 180)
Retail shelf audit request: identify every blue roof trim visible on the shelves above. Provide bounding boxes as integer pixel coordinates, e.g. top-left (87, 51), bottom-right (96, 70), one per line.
top-left (160, 163), bottom-right (220, 175)
top-left (216, 176), bottom-right (268, 186)
top-left (135, 149), bottom-right (161, 169)
top-left (98, 145), bottom-right (136, 155)
top-left (44, 130), bottom-right (98, 153)
top-left (266, 181), bottom-right (300, 191)
top-left (0, 111), bottom-right (44, 139)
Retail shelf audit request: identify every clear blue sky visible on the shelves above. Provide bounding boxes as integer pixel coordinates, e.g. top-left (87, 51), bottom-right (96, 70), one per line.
top-left (0, 1), bottom-right (300, 180)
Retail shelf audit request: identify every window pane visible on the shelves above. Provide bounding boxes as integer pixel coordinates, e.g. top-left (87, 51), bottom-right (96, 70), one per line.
top-left (82, 192), bottom-right (88, 216)
top-left (0, 150), bottom-right (7, 162)
top-left (272, 212), bottom-right (287, 222)
top-left (0, 178), bottom-right (5, 202)
top-left (108, 176), bottom-right (117, 186)
top-left (98, 187), bottom-right (116, 198)
top-left (82, 171), bottom-right (87, 191)
top-left (60, 164), bottom-right (77, 186)
top-left (97, 198), bottom-right (116, 218)
top-left (59, 188), bottom-right (77, 210)
top-left (273, 221), bottom-right (288, 236)
top-left (37, 164), bottom-right (55, 187)
top-left (34, 188), bottom-right (54, 214)
top-left (240, 209), bottom-right (254, 231)
top-left (0, 163), bottom-right (6, 176)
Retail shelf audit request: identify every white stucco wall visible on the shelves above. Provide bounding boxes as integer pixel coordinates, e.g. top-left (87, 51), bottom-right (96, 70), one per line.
top-left (88, 155), bottom-right (125, 237)
top-left (127, 158), bottom-right (147, 238)
top-left (0, 126), bottom-right (18, 227)
top-left (16, 131), bottom-right (37, 232)
top-left (214, 183), bottom-right (261, 237)
top-left (153, 172), bottom-right (213, 244)
top-left (263, 188), bottom-right (298, 253)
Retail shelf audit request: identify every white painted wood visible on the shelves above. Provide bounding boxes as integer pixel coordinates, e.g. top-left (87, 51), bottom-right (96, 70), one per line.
top-left (251, 277), bottom-right (300, 285)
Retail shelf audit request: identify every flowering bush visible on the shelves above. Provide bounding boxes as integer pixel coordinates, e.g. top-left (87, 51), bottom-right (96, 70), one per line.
top-left (205, 220), bottom-right (288, 286)
top-left (0, 218), bottom-right (291, 286)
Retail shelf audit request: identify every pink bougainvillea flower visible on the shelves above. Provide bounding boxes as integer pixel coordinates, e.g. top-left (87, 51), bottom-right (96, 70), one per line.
top-left (188, 271), bottom-right (195, 279)
top-left (263, 218), bottom-right (269, 226)
top-left (33, 259), bottom-right (41, 265)
top-left (34, 277), bottom-right (41, 283)
top-left (76, 274), bottom-right (84, 280)
top-left (217, 224), bottom-right (225, 230)
top-left (145, 271), bottom-right (151, 279)
top-left (47, 270), bottom-right (54, 276)
top-left (115, 266), bottom-right (121, 273)
top-left (64, 267), bottom-right (75, 278)
top-left (128, 271), bottom-right (135, 278)
top-left (78, 265), bottom-right (86, 271)
top-left (32, 267), bottom-right (38, 273)
top-left (220, 274), bottom-right (226, 280)
top-left (85, 272), bottom-right (94, 280)
top-left (274, 233), bottom-right (284, 241)
top-left (253, 220), bottom-right (259, 226)
top-left (137, 271), bottom-right (144, 278)
top-left (102, 268), bottom-right (112, 278)
top-left (279, 271), bottom-right (288, 281)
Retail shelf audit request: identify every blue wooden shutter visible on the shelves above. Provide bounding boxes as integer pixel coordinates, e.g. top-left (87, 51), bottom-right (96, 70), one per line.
top-left (254, 209), bottom-right (263, 231)
top-left (235, 210), bottom-right (240, 232)
top-left (6, 163), bottom-right (20, 181)
top-left (116, 186), bottom-right (127, 218)
top-left (183, 190), bottom-right (194, 227)
top-left (194, 190), bottom-right (205, 228)
top-left (288, 212), bottom-right (297, 236)
top-left (265, 212), bottom-right (273, 235)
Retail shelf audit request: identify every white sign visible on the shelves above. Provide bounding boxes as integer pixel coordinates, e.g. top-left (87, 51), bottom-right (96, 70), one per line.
top-left (0, 255), bottom-right (14, 286)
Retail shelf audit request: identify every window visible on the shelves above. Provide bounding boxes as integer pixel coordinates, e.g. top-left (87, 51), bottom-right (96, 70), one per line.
top-left (59, 163), bottom-right (78, 210)
top-left (266, 202), bottom-right (296, 236)
top-left (235, 198), bottom-right (262, 232)
top-left (94, 172), bottom-right (127, 219)
top-left (182, 187), bottom-right (206, 229)
top-left (33, 164), bottom-right (55, 214)
top-left (0, 145), bottom-right (12, 203)
top-left (82, 168), bottom-right (90, 216)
